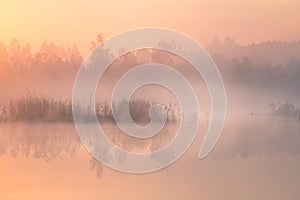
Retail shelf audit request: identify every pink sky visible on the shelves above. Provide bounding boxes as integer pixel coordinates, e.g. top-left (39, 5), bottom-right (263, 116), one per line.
top-left (1, 0), bottom-right (299, 55)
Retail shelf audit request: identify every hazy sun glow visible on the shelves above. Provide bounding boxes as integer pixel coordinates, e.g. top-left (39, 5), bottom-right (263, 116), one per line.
top-left (1, 0), bottom-right (299, 54)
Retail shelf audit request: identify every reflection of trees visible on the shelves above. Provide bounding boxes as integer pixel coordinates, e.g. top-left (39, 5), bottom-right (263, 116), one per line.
top-left (89, 157), bottom-right (103, 178)
top-left (101, 123), bottom-right (178, 153)
top-left (210, 116), bottom-right (300, 160)
top-left (0, 123), bottom-right (105, 177)
top-left (0, 123), bottom-right (80, 160)
top-left (0, 123), bottom-right (178, 177)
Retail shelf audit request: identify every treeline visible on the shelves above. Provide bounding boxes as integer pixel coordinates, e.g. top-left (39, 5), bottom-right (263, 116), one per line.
top-left (208, 38), bottom-right (300, 94)
top-left (0, 38), bottom-right (83, 72)
top-left (1, 37), bottom-right (300, 95)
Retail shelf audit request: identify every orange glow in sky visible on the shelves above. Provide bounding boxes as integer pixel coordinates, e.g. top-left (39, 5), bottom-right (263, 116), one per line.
top-left (1, 0), bottom-right (299, 54)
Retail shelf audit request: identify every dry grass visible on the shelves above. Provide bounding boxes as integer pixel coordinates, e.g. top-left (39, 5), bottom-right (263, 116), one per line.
top-left (0, 94), bottom-right (180, 123)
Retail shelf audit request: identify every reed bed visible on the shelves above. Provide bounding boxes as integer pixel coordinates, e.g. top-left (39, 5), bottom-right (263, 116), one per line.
top-left (0, 95), bottom-right (182, 123)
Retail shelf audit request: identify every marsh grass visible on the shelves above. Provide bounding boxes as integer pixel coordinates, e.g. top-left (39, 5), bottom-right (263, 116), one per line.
top-left (268, 102), bottom-right (300, 120)
top-left (0, 94), bottom-right (181, 123)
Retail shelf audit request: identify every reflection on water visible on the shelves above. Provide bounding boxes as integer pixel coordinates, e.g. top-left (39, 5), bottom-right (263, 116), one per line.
top-left (0, 123), bottom-right (80, 160)
top-left (0, 123), bottom-right (104, 178)
top-left (211, 115), bottom-right (300, 159)
top-left (0, 116), bottom-right (300, 199)
top-left (0, 122), bottom-right (179, 178)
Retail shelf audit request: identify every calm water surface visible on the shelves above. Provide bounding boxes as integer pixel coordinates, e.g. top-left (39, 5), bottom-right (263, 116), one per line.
top-left (1, 116), bottom-right (300, 200)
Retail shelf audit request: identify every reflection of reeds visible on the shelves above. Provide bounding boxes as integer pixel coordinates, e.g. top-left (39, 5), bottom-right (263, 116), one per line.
top-left (0, 95), bottom-right (183, 123)
top-left (0, 123), bottom-right (178, 178)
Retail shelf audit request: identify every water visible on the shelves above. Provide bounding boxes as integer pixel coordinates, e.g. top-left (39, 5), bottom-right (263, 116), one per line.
top-left (0, 117), bottom-right (300, 200)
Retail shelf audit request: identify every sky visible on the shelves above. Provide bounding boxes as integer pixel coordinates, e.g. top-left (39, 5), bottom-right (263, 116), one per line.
top-left (0, 0), bottom-right (299, 55)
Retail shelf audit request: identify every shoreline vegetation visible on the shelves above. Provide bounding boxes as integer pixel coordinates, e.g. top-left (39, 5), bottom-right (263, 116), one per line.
top-left (0, 94), bottom-right (189, 123)
top-left (268, 102), bottom-right (300, 120)
top-left (1, 94), bottom-right (300, 123)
